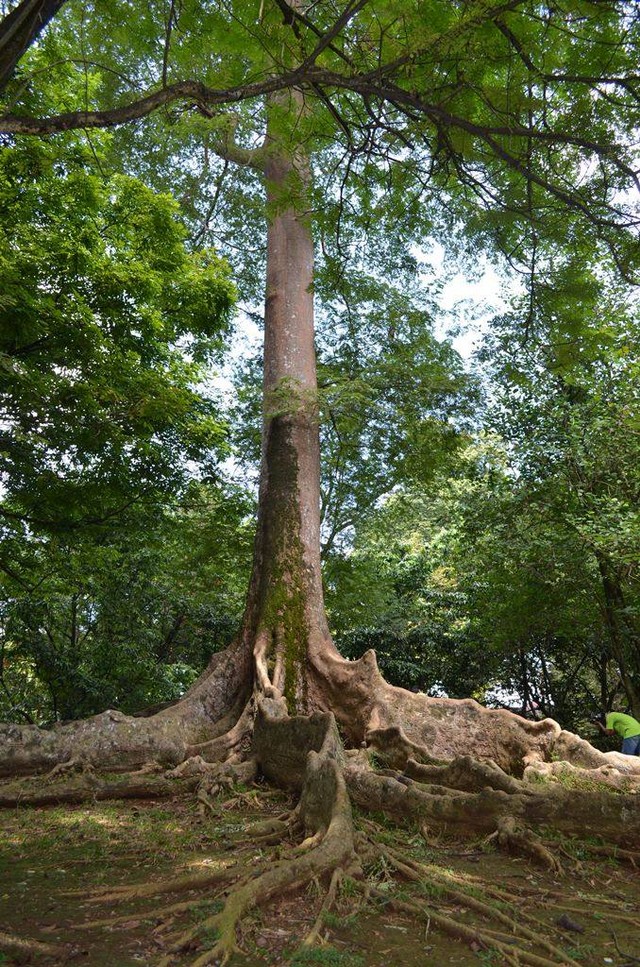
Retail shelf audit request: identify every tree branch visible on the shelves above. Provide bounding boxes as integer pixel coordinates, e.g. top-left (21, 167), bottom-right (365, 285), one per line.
top-left (199, 111), bottom-right (266, 170)
top-left (297, 0), bottom-right (370, 72)
top-left (272, 0), bottom-right (357, 68)
top-left (0, 74), bottom-right (300, 134)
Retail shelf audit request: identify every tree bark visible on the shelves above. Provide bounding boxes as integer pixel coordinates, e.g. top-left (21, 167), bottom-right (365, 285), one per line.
top-left (0, 0), bottom-right (67, 94)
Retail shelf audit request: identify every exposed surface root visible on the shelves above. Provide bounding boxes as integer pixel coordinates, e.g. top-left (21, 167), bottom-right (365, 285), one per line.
top-left (84, 860), bottom-right (245, 903)
top-left (0, 639), bottom-right (252, 779)
top-left (157, 701), bottom-right (357, 966)
top-left (183, 701), bottom-right (255, 765)
top-left (4, 702), bottom-right (640, 967)
top-left (368, 887), bottom-right (575, 967)
top-left (5, 646), bottom-right (640, 965)
top-left (489, 815), bottom-right (563, 872)
top-left (377, 843), bottom-right (576, 964)
top-left (0, 930), bottom-right (69, 960)
top-left (227, 812), bottom-right (298, 849)
top-left (611, 928), bottom-right (640, 964)
top-left (73, 895), bottom-right (223, 930)
top-left (524, 754), bottom-right (640, 791)
top-left (364, 725), bottom-right (448, 769)
top-left (55, 700), bottom-right (358, 967)
top-left (404, 754), bottom-right (523, 794)
top-left (196, 760), bottom-right (259, 817)
top-left (0, 770), bottom-right (201, 808)
top-left (5, 630), bottom-right (640, 789)
top-left (576, 842), bottom-right (640, 866)
top-left (162, 825), bottom-right (353, 965)
top-left (297, 866), bottom-right (343, 949)
top-left (44, 756), bottom-right (94, 782)
top-left (344, 749), bottom-right (640, 844)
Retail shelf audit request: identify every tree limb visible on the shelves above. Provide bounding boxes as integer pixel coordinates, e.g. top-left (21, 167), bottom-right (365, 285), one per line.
top-left (0, 74), bottom-right (301, 134)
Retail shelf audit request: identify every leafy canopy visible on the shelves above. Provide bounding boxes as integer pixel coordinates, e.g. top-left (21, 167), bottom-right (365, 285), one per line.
top-left (0, 135), bottom-right (235, 532)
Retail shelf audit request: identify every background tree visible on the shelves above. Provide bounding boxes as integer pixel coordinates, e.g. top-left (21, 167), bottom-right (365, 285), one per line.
top-left (0, 479), bottom-right (255, 724)
top-left (0, 132), bottom-right (241, 722)
top-left (479, 249), bottom-right (640, 718)
top-left (332, 250), bottom-right (640, 732)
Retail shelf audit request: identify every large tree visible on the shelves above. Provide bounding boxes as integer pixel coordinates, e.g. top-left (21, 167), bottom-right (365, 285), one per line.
top-left (1, 2), bottom-right (640, 963)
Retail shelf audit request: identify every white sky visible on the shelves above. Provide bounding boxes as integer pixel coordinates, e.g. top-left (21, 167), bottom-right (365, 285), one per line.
top-left (209, 240), bottom-right (507, 422)
top-left (416, 240), bottom-right (508, 362)
top-left (209, 246), bottom-right (507, 487)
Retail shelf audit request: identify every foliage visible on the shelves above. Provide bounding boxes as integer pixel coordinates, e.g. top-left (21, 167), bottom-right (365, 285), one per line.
top-left (0, 135), bottom-right (244, 723)
top-left (288, 947), bottom-right (364, 967)
top-left (478, 250), bottom-right (640, 717)
top-left (0, 135), bottom-right (235, 531)
top-left (315, 275), bottom-right (475, 555)
top-left (328, 429), bottom-right (633, 732)
top-left (231, 275), bottom-right (476, 556)
top-left (329, 241), bottom-right (640, 731)
top-left (0, 481), bottom-right (254, 724)
top-left (327, 462), bottom-right (500, 701)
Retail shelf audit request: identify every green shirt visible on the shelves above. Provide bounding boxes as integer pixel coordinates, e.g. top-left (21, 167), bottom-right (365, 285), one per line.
top-left (605, 712), bottom-right (640, 739)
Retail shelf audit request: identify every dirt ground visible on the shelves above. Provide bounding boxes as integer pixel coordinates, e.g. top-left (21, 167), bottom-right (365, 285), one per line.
top-left (1, 782), bottom-right (639, 966)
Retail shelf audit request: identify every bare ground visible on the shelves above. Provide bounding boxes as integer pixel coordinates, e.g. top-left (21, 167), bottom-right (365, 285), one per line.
top-left (1, 779), bottom-right (639, 967)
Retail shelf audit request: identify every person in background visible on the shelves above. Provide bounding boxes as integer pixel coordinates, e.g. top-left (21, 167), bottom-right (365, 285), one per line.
top-left (593, 711), bottom-right (640, 755)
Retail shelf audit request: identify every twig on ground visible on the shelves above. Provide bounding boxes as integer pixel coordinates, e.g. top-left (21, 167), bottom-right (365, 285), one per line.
top-left (612, 929), bottom-right (640, 964)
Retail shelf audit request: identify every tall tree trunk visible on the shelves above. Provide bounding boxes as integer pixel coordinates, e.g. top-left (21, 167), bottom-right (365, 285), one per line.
top-left (239, 92), bottom-right (336, 715)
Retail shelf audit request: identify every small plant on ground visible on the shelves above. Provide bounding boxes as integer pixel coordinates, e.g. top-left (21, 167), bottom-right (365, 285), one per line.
top-left (288, 946), bottom-right (365, 967)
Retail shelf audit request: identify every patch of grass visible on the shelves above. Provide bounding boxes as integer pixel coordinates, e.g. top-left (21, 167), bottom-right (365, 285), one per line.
top-left (478, 837), bottom-right (497, 854)
top-left (361, 855), bottom-right (391, 882)
top-left (477, 950), bottom-right (500, 964)
top-left (338, 876), bottom-right (359, 899)
top-left (542, 828), bottom-right (608, 858)
top-left (198, 925), bottom-right (220, 943)
top-left (554, 772), bottom-right (612, 793)
top-left (534, 766), bottom-right (632, 795)
top-left (352, 806), bottom-right (395, 831)
top-left (525, 770), bottom-right (550, 785)
top-left (305, 878), bottom-right (323, 898)
top-left (566, 944), bottom-right (597, 961)
top-left (288, 946), bottom-right (364, 966)
top-left (368, 827), bottom-right (400, 849)
top-left (189, 900), bottom-right (224, 922)
top-left (419, 881), bottom-right (447, 900)
top-left (366, 751), bottom-right (386, 771)
top-left (559, 839), bottom-right (591, 861)
top-left (323, 910), bottom-right (359, 930)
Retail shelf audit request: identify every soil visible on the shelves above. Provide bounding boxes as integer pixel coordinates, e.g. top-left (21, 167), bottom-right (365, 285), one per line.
top-left (1, 785), bottom-right (639, 967)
